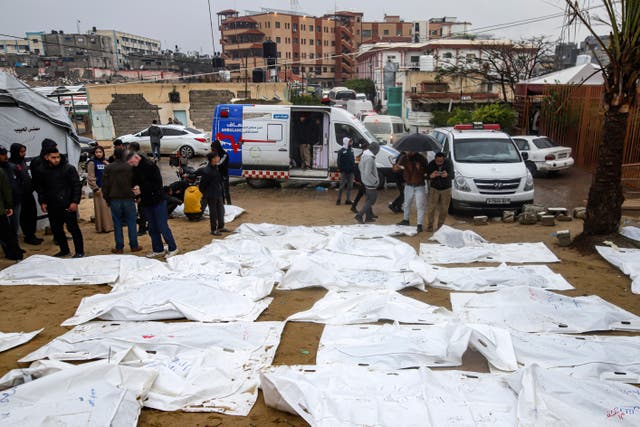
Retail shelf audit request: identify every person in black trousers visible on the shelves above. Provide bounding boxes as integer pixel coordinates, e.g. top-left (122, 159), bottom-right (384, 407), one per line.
top-left (197, 152), bottom-right (227, 236)
top-left (388, 152), bottom-right (405, 214)
top-left (9, 143), bottom-right (43, 245)
top-left (0, 159), bottom-right (21, 261)
top-left (210, 138), bottom-right (231, 204)
top-left (37, 148), bottom-right (84, 258)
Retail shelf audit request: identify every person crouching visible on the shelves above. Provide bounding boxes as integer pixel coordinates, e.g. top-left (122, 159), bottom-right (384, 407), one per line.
top-left (197, 152), bottom-right (227, 236)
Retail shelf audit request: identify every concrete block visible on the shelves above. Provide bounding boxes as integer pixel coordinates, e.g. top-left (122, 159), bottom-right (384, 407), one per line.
top-left (474, 215), bottom-right (489, 225)
top-left (502, 210), bottom-right (516, 223)
top-left (519, 212), bottom-right (538, 225)
top-left (573, 207), bottom-right (587, 219)
top-left (556, 229), bottom-right (571, 247)
top-left (557, 214), bottom-right (572, 222)
top-left (541, 215), bottom-right (556, 226)
top-left (524, 204), bottom-right (546, 215)
top-left (547, 207), bottom-right (568, 217)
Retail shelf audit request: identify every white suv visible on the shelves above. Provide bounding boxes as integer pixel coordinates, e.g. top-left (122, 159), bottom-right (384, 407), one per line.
top-left (431, 124), bottom-right (534, 212)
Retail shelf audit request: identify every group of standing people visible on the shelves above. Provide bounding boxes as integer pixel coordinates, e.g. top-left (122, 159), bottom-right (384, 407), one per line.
top-left (335, 138), bottom-right (454, 233)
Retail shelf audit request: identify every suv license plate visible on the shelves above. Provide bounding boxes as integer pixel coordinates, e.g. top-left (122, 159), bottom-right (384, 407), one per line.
top-left (487, 198), bottom-right (510, 205)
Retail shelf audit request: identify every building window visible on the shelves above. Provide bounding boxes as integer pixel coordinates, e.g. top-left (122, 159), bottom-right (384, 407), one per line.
top-left (277, 52), bottom-right (282, 58)
top-left (410, 55), bottom-right (420, 63)
top-left (310, 53), bottom-right (314, 59)
top-left (294, 52), bottom-right (299, 59)
top-left (331, 67), bottom-right (335, 72)
top-left (276, 36), bottom-right (281, 43)
top-left (301, 24), bottom-right (305, 30)
top-left (317, 40), bottom-right (321, 46)
top-left (309, 26), bottom-right (314, 32)
top-left (294, 38), bottom-right (298, 44)
top-left (443, 52), bottom-right (453, 59)
top-left (302, 52), bottom-right (307, 59)
top-left (323, 66), bottom-right (327, 72)
top-left (276, 21), bottom-right (281, 28)
top-left (285, 23), bottom-right (290, 29)
top-left (383, 29), bottom-right (389, 35)
top-left (466, 53), bottom-right (476, 62)
top-left (293, 23), bottom-right (298, 32)
top-left (331, 41), bottom-right (335, 46)
top-left (396, 30), bottom-right (402, 36)
top-left (309, 39), bottom-right (313, 45)
top-left (324, 26), bottom-right (328, 32)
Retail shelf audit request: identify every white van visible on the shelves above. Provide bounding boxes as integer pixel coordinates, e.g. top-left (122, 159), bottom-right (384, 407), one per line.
top-left (363, 115), bottom-right (408, 146)
top-left (431, 124), bottom-right (534, 212)
top-left (212, 104), bottom-right (399, 186)
top-left (346, 99), bottom-right (374, 118)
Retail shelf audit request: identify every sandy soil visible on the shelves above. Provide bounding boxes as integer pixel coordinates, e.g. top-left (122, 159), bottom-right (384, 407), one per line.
top-left (0, 180), bottom-right (639, 426)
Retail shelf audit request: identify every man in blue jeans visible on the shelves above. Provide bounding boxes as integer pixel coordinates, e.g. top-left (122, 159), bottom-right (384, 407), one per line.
top-left (127, 152), bottom-right (178, 258)
top-left (103, 147), bottom-right (142, 254)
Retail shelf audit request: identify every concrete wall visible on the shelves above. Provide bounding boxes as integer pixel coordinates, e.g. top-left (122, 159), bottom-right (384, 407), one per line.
top-left (87, 81), bottom-right (289, 140)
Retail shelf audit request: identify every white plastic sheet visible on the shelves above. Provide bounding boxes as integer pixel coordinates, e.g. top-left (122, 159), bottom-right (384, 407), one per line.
top-left (430, 224), bottom-right (487, 248)
top-left (287, 290), bottom-right (454, 325)
top-left (451, 286), bottom-right (640, 333)
top-left (0, 355), bottom-right (157, 427)
top-left (0, 329), bottom-right (42, 352)
top-left (510, 365), bottom-right (640, 426)
top-left (432, 264), bottom-right (574, 291)
top-left (261, 365), bottom-right (517, 427)
top-left (172, 204), bottom-right (245, 223)
top-left (166, 238), bottom-right (283, 281)
top-left (62, 278), bottom-right (272, 325)
top-left (420, 242), bottom-right (560, 264)
top-left (596, 245), bottom-right (640, 294)
top-left (317, 323), bottom-right (517, 370)
top-left (20, 321), bottom-right (284, 415)
top-left (620, 226), bottom-right (640, 242)
top-left (0, 359), bottom-right (72, 390)
top-left (0, 254), bottom-right (169, 286)
top-left (493, 332), bottom-right (640, 383)
top-left (235, 222), bottom-right (418, 239)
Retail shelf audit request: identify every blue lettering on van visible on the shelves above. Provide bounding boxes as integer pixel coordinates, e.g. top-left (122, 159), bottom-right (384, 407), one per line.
top-left (273, 114), bottom-right (289, 120)
top-left (212, 104), bottom-right (244, 177)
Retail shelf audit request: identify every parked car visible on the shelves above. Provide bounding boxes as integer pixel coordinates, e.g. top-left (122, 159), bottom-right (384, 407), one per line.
top-left (512, 135), bottom-right (574, 176)
top-left (78, 136), bottom-right (97, 155)
top-left (114, 125), bottom-right (210, 158)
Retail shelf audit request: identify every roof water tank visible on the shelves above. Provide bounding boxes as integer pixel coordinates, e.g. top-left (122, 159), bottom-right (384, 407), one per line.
top-left (419, 55), bottom-right (435, 72)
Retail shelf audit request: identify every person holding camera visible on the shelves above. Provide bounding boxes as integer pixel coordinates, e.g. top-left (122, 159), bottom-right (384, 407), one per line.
top-left (425, 152), bottom-right (454, 232)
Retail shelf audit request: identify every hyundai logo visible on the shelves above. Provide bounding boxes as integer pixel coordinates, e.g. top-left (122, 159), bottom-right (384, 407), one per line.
top-left (493, 182), bottom-right (503, 189)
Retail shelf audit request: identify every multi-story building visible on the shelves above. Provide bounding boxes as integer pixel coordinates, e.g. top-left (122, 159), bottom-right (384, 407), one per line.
top-left (360, 15), bottom-right (413, 44)
top-left (427, 17), bottom-right (471, 39)
top-left (217, 8), bottom-right (416, 87)
top-left (43, 31), bottom-right (115, 69)
top-left (218, 8), bottom-right (346, 86)
top-left (357, 39), bottom-right (532, 104)
top-left (0, 38), bottom-right (31, 55)
top-left (95, 29), bottom-right (161, 69)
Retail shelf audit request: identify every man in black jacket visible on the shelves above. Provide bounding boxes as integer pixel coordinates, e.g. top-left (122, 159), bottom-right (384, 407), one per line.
top-left (425, 152), bottom-right (455, 232)
top-left (210, 138), bottom-right (231, 204)
top-left (197, 152), bottom-right (226, 236)
top-left (9, 143), bottom-right (43, 245)
top-left (336, 137), bottom-right (355, 205)
top-left (127, 152), bottom-right (178, 258)
top-left (37, 148), bottom-right (84, 258)
top-left (0, 146), bottom-right (23, 243)
top-left (0, 150), bottom-right (21, 261)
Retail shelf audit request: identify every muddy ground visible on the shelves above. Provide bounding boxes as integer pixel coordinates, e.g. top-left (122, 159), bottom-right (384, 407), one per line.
top-left (0, 170), bottom-right (639, 427)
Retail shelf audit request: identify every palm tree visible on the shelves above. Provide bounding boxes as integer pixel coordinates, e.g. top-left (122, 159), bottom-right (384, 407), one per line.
top-left (565, 1), bottom-right (640, 236)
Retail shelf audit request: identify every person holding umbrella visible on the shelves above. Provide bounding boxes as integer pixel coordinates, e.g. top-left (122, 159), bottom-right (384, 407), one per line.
top-left (393, 150), bottom-right (428, 232)
top-left (393, 133), bottom-right (442, 233)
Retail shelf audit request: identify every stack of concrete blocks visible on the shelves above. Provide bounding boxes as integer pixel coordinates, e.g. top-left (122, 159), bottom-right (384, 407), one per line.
top-left (502, 210), bottom-right (516, 223)
top-left (106, 94), bottom-right (160, 138)
top-left (573, 207), bottom-right (587, 219)
top-left (556, 230), bottom-right (571, 247)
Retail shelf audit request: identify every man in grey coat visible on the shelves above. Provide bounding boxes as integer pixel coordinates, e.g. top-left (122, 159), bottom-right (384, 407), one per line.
top-left (354, 141), bottom-right (380, 224)
top-left (149, 120), bottom-right (163, 162)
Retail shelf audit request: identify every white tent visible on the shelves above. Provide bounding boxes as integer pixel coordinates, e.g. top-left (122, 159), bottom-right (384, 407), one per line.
top-left (522, 62), bottom-right (604, 86)
top-left (0, 72), bottom-right (80, 166)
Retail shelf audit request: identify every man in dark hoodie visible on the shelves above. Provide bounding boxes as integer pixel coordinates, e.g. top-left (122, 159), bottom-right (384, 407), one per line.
top-left (0, 146), bottom-right (23, 239)
top-left (0, 160), bottom-right (21, 260)
top-left (127, 152), bottom-right (178, 258)
top-left (30, 138), bottom-right (59, 195)
top-left (37, 147), bottom-right (84, 258)
top-left (210, 138), bottom-right (231, 204)
top-left (9, 143), bottom-right (43, 245)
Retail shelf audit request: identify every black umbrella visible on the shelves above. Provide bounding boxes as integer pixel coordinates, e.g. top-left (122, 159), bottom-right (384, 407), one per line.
top-left (394, 133), bottom-right (441, 153)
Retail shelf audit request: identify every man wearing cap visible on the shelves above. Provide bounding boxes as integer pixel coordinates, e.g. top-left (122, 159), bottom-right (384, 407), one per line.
top-left (426, 152), bottom-right (454, 232)
top-left (354, 141), bottom-right (380, 224)
top-left (336, 136), bottom-right (355, 205)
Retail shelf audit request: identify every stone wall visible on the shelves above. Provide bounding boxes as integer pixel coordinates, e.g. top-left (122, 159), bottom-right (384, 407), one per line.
top-left (106, 94), bottom-right (159, 138)
top-left (188, 90), bottom-right (235, 130)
